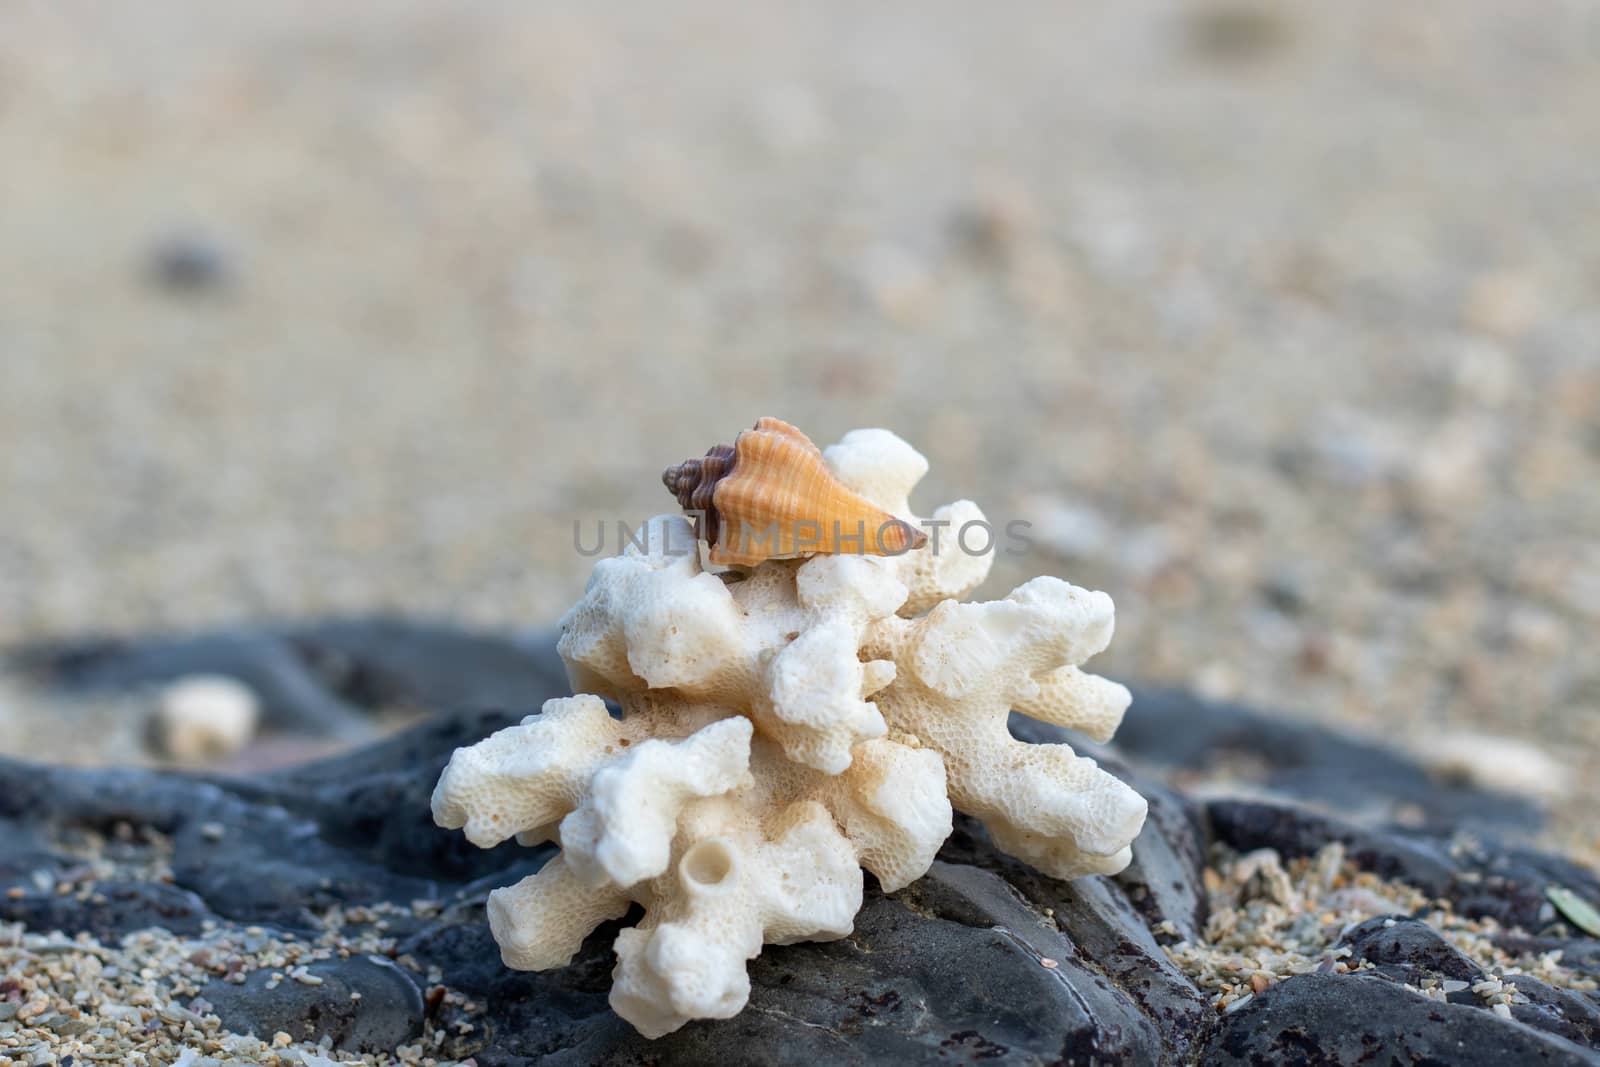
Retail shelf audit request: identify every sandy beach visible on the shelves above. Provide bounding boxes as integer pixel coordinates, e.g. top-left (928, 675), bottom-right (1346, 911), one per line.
top-left (1, 1), bottom-right (1596, 863)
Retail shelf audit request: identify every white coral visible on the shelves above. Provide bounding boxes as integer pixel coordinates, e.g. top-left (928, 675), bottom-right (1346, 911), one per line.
top-left (432, 428), bottom-right (1146, 1037)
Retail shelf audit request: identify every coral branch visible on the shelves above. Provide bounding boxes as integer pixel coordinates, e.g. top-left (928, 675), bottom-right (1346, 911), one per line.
top-left (1013, 665), bottom-right (1132, 743)
top-left (488, 855), bottom-right (632, 970)
top-left (561, 716), bottom-right (754, 888)
top-left (431, 695), bottom-right (624, 848)
top-left (611, 801), bottom-right (862, 1038)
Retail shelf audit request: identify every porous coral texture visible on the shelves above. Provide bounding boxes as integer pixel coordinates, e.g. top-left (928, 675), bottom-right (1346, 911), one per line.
top-left (431, 428), bottom-right (1147, 1037)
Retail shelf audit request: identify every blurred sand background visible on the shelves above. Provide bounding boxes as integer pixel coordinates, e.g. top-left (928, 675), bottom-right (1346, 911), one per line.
top-left (1, 2), bottom-right (1596, 859)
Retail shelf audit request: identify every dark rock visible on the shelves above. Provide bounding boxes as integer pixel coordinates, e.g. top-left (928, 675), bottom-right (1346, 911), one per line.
top-left (201, 955), bottom-right (424, 1053)
top-left (398, 900), bottom-right (527, 999)
top-left (3, 620), bottom-right (1598, 1064)
top-left (213, 708), bottom-right (541, 886)
top-left (1203, 972), bottom-right (1599, 1066)
top-left (0, 880), bottom-right (210, 941)
top-left (0, 824), bottom-right (70, 884)
top-left (941, 821), bottom-right (1213, 1062)
top-left (1504, 976), bottom-right (1600, 1049)
top-left (0, 757), bottom-right (219, 833)
top-left (403, 854), bottom-right (1192, 1065)
top-left (1120, 686), bottom-right (1542, 835)
top-left (167, 791), bottom-right (432, 932)
top-left (12, 617), bottom-right (569, 739)
top-left (1454, 842), bottom-right (1600, 931)
top-left (1114, 781), bottom-right (1210, 944)
top-left (1208, 797), bottom-right (1465, 894)
top-left (1497, 936), bottom-right (1600, 981)
top-left (1338, 915), bottom-right (1486, 984)
top-left (890, 862), bottom-right (1167, 1063)
top-left (464, 865), bottom-right (1168, 1067)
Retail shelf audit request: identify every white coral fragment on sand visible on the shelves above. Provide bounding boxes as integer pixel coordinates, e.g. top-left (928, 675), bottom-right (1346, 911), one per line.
top-left (152, 674), bottom-right (260, 763)
top-left (432, 426), bottom-right (1146, 1037)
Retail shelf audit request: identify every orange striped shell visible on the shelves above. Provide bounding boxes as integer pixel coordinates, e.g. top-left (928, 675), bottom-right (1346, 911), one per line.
top-left (662, 418), bottom-right (928, 566)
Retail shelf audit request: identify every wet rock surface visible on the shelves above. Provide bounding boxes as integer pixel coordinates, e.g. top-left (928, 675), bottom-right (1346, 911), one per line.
top-left (1118, 686), bottom-right (1546, 835)
top-left (200, 955), bottom-right (425, 1053)
top-left (1208, 972), bottom-right (1598, 1067)
top-left (3, 621), bottom-right (1599, 1064)
top-left (1338, 915), bottom-right (1487, 984)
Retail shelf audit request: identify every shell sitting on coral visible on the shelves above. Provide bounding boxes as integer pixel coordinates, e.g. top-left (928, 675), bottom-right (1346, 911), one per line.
top-left (433, 421), bottom-right (1147, 1039)
top-left (662, 416), bottom-right (928, 566)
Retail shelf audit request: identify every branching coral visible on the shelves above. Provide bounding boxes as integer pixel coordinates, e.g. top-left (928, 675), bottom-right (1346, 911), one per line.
top-left (431, 426), bottom-right (1146, 1037)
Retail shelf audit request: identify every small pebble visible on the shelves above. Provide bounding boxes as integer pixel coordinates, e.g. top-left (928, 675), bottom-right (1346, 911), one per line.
top-left (145, 231), bottom-right (233, 294)
top-left (152, 676), bottom-right (260, 764)
top-left (1223, 993), bottom-right (1254, 1014)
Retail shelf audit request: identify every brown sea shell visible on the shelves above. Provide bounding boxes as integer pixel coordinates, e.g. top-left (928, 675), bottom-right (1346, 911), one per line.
top-left (662, 417), bottom-right (929, 566)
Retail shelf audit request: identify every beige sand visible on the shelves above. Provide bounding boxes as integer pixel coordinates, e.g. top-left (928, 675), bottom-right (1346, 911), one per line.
top-left (0, 2), bottom-right (1595, 863)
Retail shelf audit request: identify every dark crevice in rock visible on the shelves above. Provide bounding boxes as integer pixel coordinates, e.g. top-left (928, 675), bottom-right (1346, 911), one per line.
top-left (1208, 798), bottom-right (1600, 930)
top-left (1114, 783), bottom-right (1210, 944)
